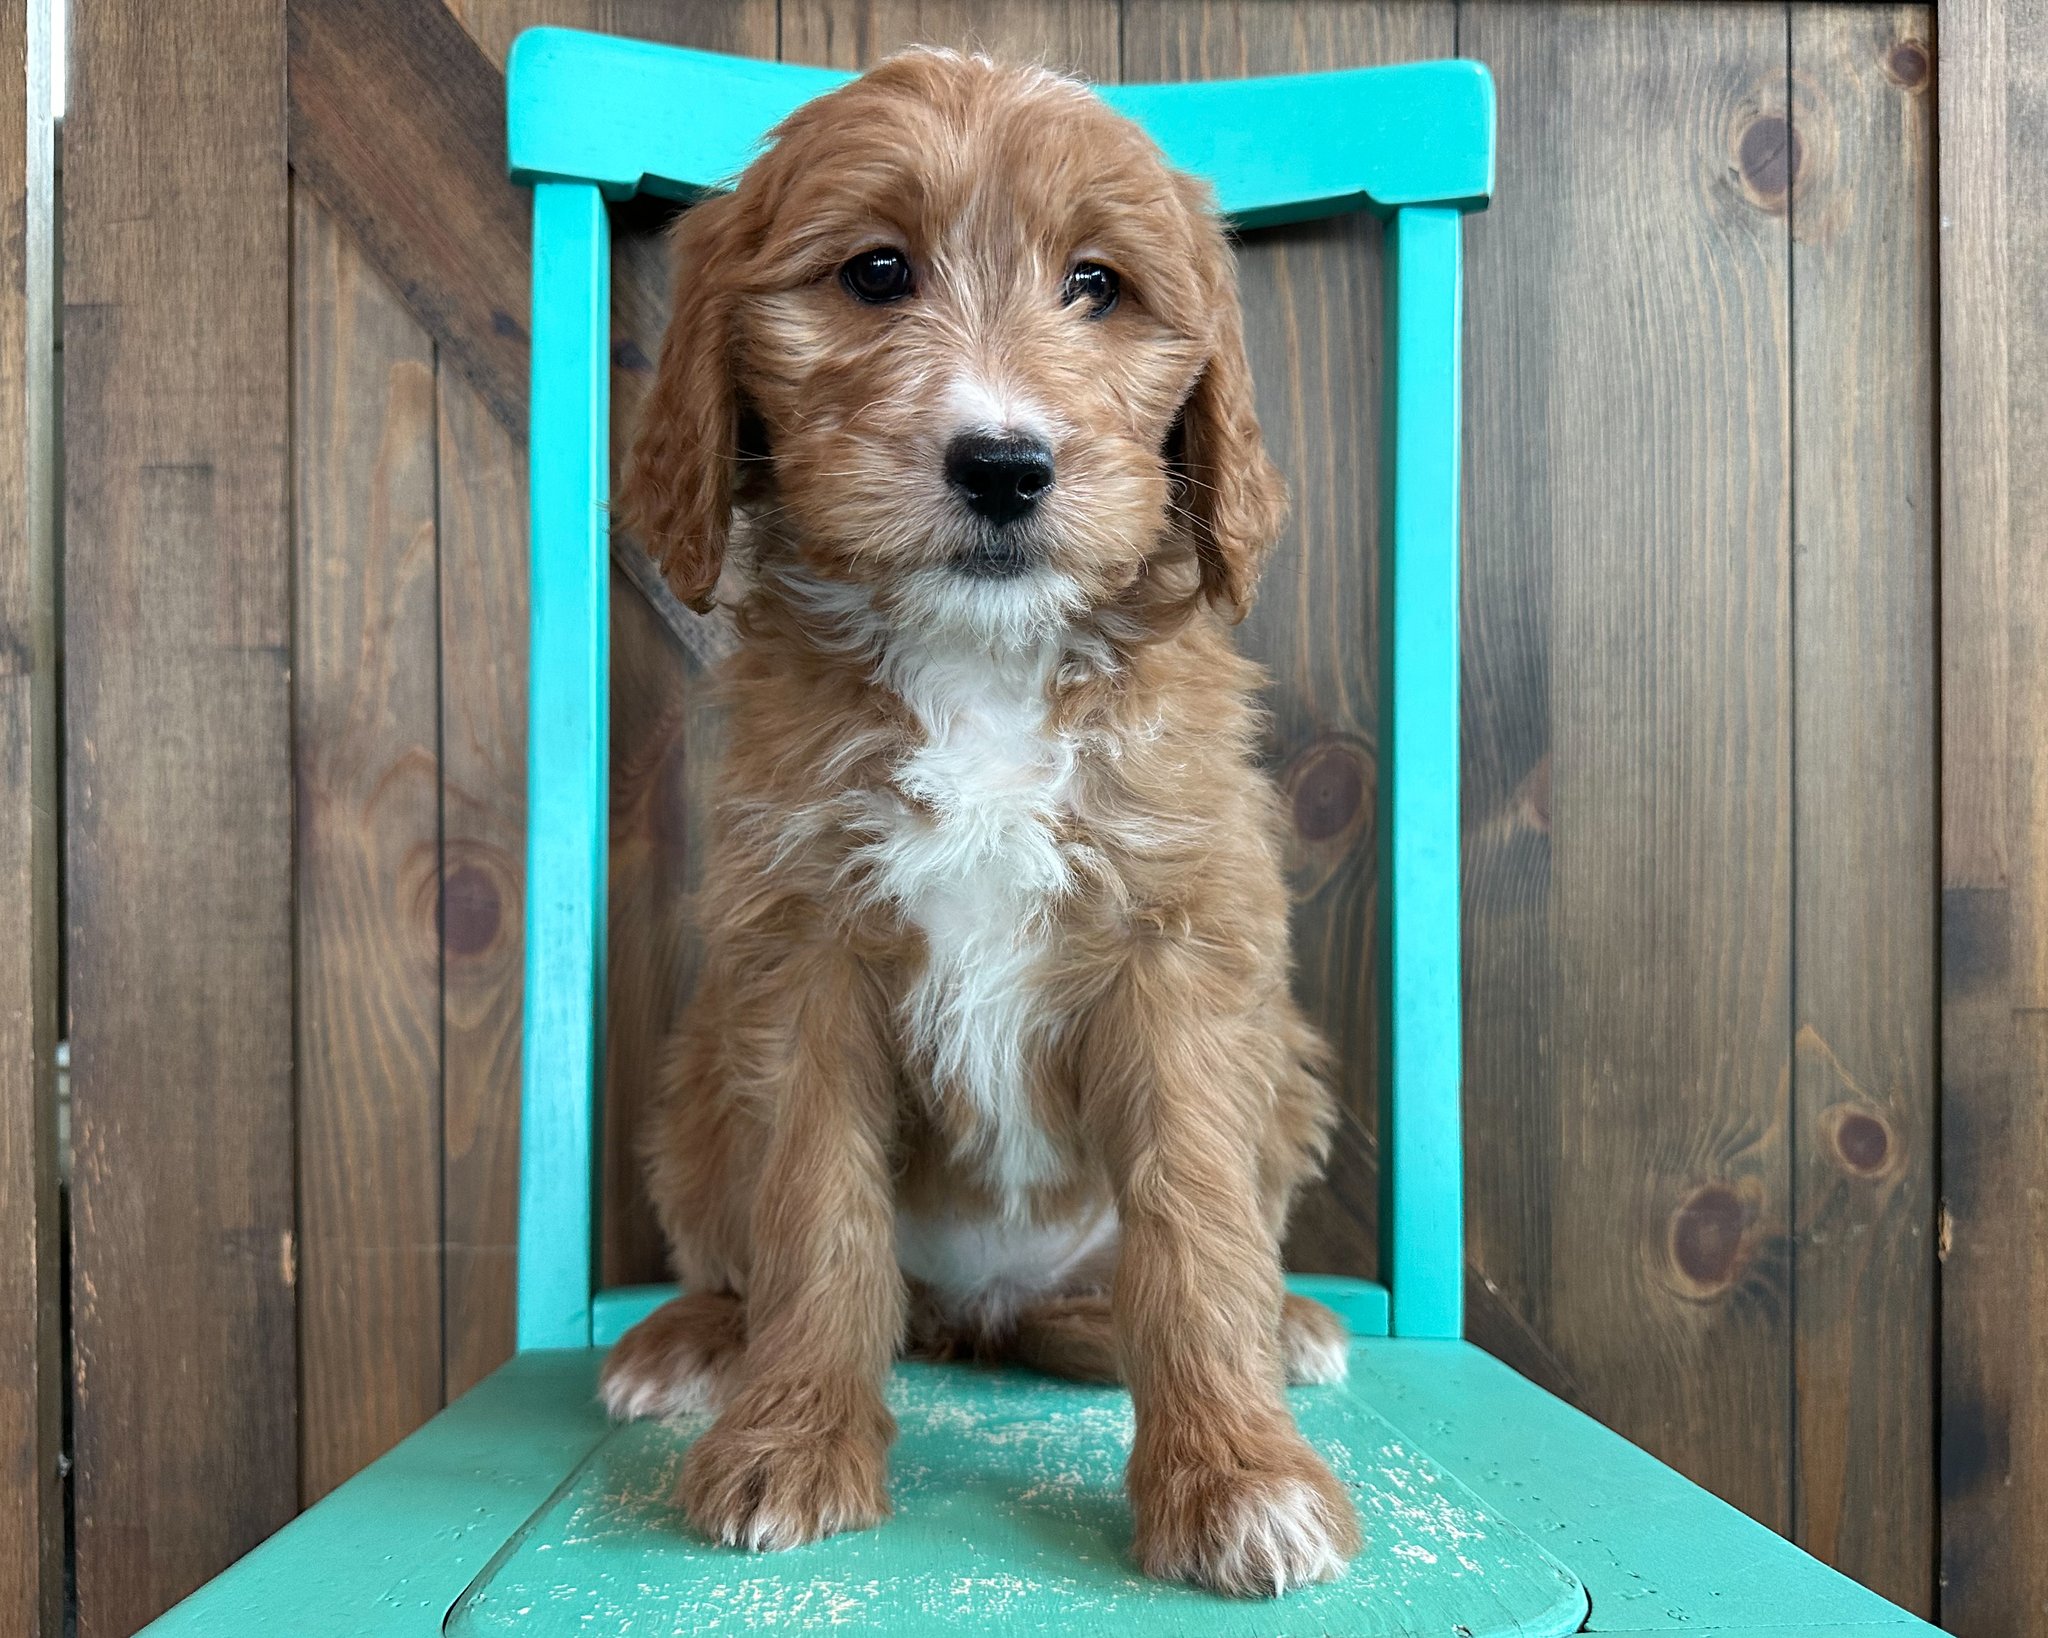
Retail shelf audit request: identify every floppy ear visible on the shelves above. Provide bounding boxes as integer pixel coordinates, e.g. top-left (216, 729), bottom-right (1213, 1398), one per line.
top-left (615, 192), bottom-right (749, 613)
top-left (1174, 223), bottom-right (1288, 623)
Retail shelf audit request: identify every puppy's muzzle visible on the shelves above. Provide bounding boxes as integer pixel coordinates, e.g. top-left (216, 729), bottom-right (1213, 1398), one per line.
top-left (945, 431), bottom-right (1054, 527)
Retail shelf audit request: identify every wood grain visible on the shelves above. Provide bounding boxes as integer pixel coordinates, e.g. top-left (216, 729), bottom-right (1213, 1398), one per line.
top-left (437, 374), bottom-right (530, 1399)
top-left (1786, 5), bottom-right (1936, 1613)
top-left (460, 0), bottom-right (773, 57)
top-left (1936, 0), bottom-right (2048, 1631)
top-left (1460, 3), bottom-right (1795, 1531)
top-left (1454, 4), bottom-right (1575, 1402)
top-left (1454, 0), bottom-right (1567, 1394)
top-left (62, 2), bottom-right (298, 1633)
top-left (293, 191), bottom-right (446, 1505)
top-left (1124, 1), bottom-right (1454, 1279)
top-left (288, 0), bottom-right (720, 668)
top-left (290, 0), bottom-right (524, 426)
top-left (0, 0), bottom-right (61, 1631)
top-left (780, 0), bottom-right (1118, 71)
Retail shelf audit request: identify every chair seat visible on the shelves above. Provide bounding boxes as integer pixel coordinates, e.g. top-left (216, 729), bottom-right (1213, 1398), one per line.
top-left (446, 1360), bottom-right (1585, 1637)
top-left (142, 1317), bottom-right (1942, 1636)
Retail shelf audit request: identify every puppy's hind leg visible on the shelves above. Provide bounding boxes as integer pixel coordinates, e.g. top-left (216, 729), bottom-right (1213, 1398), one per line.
top-left (1008, 1291), bottom-right (1121, 1383)
top-left (600, 1290), bottom-right (748, 1421)
top-left (1279, 1293), bottom-right (1350, 1386)
top-left (1006, 1290), bottom-right (1349, 1387)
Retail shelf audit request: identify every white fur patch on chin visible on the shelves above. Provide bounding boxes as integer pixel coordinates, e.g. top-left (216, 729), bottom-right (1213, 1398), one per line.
top-left (889, 563), bottom-right (1084, 650)
top-left (599, 1357), bottom-right (725, 1423)
top-left (1216, 1479), bottom-right (1350, 1598)
top-left (1283, 1326), bottom-right (1351, 1387)
top-left (773, 561), bottom-right (1085, 677)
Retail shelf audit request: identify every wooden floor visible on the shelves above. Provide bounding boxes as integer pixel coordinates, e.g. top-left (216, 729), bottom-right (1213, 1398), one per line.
top-left (4, 1), bottom-right (2041, 1635)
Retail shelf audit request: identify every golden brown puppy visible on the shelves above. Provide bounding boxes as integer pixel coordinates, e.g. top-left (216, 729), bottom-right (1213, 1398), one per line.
top-left (601, 48), bottom-right (1358, 1597)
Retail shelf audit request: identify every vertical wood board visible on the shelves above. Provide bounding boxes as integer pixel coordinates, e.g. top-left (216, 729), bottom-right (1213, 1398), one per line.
top-left (1459, 1), bottom-right (1795, 1532)
top-left (1786, 4), bottom-right (1937, 1614)
top-left (0, 0), bottom-right (61, 1630)
top-left (63, 2), bottom-right (298, 1633)
top-left (438, 374), bottom-right (531, 1399)
top-left (1936, 0), bottom-right (2048, 1631)
top-left (293, 189), bottom-right (446, 1505)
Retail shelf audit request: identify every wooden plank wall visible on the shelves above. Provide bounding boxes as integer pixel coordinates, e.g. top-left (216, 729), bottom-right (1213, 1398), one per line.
top-left (1461, 3), bottom-right (1938, 1601)
top-left (1790, 2), bottom-right (1938, 1590)
top-left (1466, 2), bottom-right (1802, 1537)
top-left (0, 1), bottom-right (61, 1635)
top-left (63, 6), bottom-right (298, 1638)
top-left (46, 1), bottom-right (2048, 1634)
top-left (1936, 0), bottom-right (2047, 1632)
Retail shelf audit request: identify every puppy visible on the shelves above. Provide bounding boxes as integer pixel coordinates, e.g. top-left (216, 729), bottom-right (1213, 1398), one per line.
top-left (600, 48), bottom-right (1359, 1598)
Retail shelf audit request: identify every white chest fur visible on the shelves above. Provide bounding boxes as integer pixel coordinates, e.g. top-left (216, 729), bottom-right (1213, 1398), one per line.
top-left (895, 1203), bottom-right (1117, 1322)
top-left (855, 628), bottom-right (1080, 1197)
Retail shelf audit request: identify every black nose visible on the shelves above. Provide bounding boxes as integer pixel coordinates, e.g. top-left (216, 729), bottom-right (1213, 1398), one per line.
top-left (945, 432), bottom-right (1054, 526)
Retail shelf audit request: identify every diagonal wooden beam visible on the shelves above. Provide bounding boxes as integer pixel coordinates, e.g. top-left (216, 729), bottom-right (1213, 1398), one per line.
top-left (286, 0), bottom-right (725, 665)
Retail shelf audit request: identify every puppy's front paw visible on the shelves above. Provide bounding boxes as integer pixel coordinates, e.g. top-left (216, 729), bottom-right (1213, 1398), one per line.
top-left (1131, 1422), bottom-right (1360, 1597)
top-left (679, 1390), bottom-right (892, 1552)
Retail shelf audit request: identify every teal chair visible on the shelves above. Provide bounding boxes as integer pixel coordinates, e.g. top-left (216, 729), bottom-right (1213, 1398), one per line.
top-left (145, 30), bottom-right (1944, 1638)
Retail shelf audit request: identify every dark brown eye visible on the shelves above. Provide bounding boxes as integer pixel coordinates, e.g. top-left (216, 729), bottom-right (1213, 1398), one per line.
top-left (1062, 261), bottom-right (1120, 316)
top-left (840, 248), bottom-right (916, 304)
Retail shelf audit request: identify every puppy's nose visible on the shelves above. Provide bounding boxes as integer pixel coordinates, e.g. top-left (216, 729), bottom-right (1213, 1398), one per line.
top-left (945, 432), bottom-right (1054, 526)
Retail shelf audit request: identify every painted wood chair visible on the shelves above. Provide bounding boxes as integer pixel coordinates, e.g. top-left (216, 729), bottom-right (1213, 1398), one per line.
top-left (145, 30), bottom-right (1945, 1638)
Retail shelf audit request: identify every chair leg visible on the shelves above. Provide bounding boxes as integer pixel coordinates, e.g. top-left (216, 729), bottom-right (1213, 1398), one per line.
top-left (1378, 204), bottom-right (1467, 1341)
top-left (519, 179), bottom-right (612, 1353)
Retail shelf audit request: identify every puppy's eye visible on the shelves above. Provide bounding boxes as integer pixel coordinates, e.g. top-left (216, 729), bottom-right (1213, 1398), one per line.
top-left (1061, 261), bottom-right (1121, 316)
top-left (840, 248), bottom-right (916, 304)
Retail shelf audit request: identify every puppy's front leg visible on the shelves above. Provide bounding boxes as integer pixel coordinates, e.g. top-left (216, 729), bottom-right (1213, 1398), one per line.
top-left (679, 946), bottom-right (902, 1552)
top-left (1086, 949), bottom-right (1361, 1597)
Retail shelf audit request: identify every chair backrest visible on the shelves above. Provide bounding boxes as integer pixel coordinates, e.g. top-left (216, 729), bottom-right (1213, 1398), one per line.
top-left (506, 27), bottom-right (1495, 1353)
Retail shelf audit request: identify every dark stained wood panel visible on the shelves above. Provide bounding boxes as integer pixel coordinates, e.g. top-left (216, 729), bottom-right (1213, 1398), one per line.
top-left (0, 0), bottom-right (61, 1631)
top-left (1459, 2), bottom-right (1795, 1532)
top-left (62, 2), bottom-right (298, 1633)
top-left (781, 0), bottom-right (1119, 72)
top-left (437, 374), bottom-right (530, 1399)
top-left (1454, 0), bottom-right (1573, 1395)
top-left (1787, 4), bottom-right (1937, 1614)
top-left (292, 0), bottom-right (530, 440)
top-left (1936, 0), bottom-right (2048, 1631)
top-left (293, 190), bottom-right (446, 1505)
top-left (289, 0), bottom-right (716, 667)
top-left (1124, 1), bottom-right (1456, 1281)
top-left (455, 0), bottom-right (772, 56)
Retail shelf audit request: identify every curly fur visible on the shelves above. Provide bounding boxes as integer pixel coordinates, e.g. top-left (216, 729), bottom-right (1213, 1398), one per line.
top-left (600, 49), bottom-right (1357, 1597)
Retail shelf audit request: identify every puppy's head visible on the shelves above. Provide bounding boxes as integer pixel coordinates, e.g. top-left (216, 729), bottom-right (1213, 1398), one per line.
top-left (616, 49), bottom-right (1286, 635)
